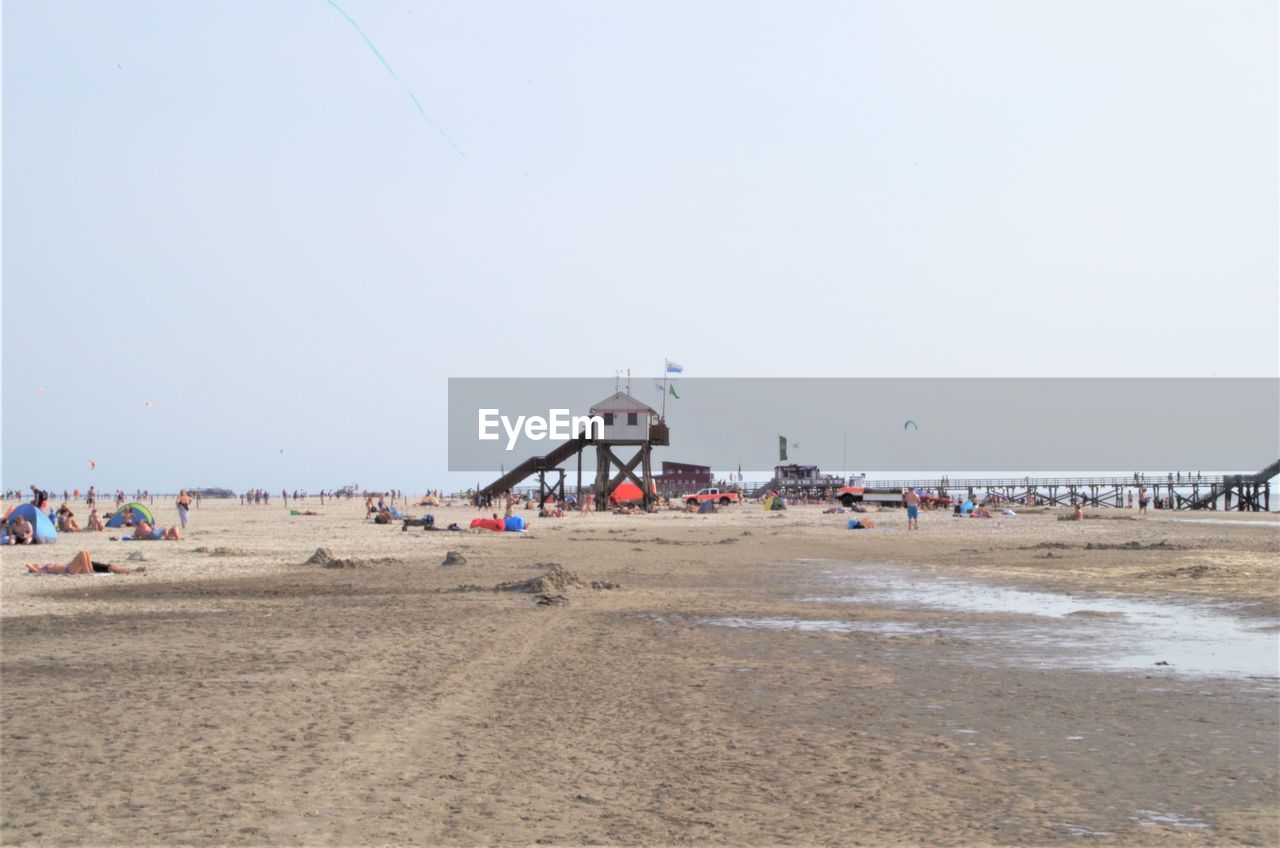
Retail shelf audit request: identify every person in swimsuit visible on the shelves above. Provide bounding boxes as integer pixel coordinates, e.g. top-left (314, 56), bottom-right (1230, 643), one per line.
top-left (86, 508), bottom-right (106, 531)
top-left (903, 489), bottom-right (921, 530)
top-left (55, 504), bottom-right (82, 532)
top-left (7, 515), bottom-right (33, 545)
top-left (176, 490), bottom-right (192, 529)
top-left (132, 519), bottom-right (180, 540)
top-left (26, 550), bottom-right (145, 575)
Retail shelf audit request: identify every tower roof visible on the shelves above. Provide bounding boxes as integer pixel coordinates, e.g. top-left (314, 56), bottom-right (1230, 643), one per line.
top-left (590, 391), bottom-right (657, 414)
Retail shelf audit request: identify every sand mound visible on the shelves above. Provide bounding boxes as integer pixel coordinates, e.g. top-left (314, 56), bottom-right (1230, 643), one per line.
top-left (1141, 564), bottom-right (1213, 579)
top-left (442, 551), bottom-right (467, 566)
top-left (303, 547), bottom-right (397, 569)
top-left (195, 546), bottom-right (251, 557)
top-left (494, 565), bottom-right (585, 594)
top-left (126, 551), bottom-right (148, 562)
top-left (305, 548), bottom-right (336, 566)
top-left (448, 565), bottom-right (619, 595)
top-left (324, 558), bottom-right (370, 569)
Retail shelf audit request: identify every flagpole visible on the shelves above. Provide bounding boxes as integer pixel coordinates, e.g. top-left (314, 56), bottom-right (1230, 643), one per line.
top-left (662, 358), bottom-right (668, 420)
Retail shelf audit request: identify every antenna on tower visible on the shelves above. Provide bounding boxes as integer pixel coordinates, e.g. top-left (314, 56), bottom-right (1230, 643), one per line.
top-left (626, 369), bottom-right (631, 395)
top-left (614, 370), bottom-right (622, 393)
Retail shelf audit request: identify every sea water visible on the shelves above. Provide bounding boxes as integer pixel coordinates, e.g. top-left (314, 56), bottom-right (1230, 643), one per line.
top-left (703, 562), bottom-right (1279, 679)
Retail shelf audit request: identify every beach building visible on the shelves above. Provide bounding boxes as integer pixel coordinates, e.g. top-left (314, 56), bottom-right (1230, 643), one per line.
top-left (654, 461), bottom-right (713, 497)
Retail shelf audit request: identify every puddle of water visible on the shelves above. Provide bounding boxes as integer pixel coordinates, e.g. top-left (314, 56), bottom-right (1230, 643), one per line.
top-left (1061, 823), bottom-right (1116, 837)
top-left (806, 564), bottom-right (1280, 679)
top-left (702, 617), bottom-right (922, 637)
top-left (1134, 810), bottom-right (1210, 830)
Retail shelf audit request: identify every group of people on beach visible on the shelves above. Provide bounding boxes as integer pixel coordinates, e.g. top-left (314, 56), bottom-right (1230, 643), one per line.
top-left (5, 485), bottom-right (188, 544)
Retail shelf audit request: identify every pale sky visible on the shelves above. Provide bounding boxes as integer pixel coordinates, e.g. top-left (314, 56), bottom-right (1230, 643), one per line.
top-left (3, 0), bottom-right (1277, 493)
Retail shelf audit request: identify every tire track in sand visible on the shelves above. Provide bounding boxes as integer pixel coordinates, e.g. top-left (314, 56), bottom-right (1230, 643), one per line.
top-left (259, 601), bottom-right (564, 844)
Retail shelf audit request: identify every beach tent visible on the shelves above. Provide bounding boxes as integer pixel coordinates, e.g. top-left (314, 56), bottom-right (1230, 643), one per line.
top-left (8, 503), bottom-right (58, 544)
top-left (469, 517), bottom-right (504, 532)
top-left (696, 501), bottom-right (716, 514)
top-left (609, 481), bottom-right (655, 504)
top-left (504, 515), bottom-right (526, 532)
top-left (106, 502), bottom-right (155, 528)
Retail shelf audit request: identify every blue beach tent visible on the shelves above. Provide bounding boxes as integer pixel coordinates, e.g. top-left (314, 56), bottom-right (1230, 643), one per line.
top-left (9, 503), bottom-right (58, 544)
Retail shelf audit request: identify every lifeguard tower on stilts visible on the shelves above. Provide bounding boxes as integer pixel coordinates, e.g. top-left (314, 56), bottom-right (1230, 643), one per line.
top-left (476, 389), bottom-right (669, 510)
top-left (587, 392), bottom-right (669, 510)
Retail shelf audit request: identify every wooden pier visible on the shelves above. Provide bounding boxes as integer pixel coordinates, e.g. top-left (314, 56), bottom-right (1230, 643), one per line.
top-left (866, 462), bottom-right (1277, 511)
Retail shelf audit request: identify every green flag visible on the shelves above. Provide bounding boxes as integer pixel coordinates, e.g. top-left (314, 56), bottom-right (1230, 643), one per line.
top-left (669, 384), bottom-right (679, 399)
top-left (779, 435), bottom-right (787, 462)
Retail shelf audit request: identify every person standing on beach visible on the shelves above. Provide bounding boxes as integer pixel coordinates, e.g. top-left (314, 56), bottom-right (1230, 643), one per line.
top-left (904, 488), bottom-right (921, 530)
top-left (1138, 488), bottom-right (1149, 514)
top-left (176, 490), bottom-right (192, 529)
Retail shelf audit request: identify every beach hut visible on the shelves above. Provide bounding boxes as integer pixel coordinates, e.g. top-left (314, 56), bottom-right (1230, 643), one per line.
top-left (590, 391), bottom-right (656, 442)
top-left (106, 502), bottom-right (155, 528)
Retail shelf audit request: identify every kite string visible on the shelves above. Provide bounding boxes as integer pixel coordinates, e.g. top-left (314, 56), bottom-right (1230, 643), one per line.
top-left (321, 0), bottom-right (465, 157)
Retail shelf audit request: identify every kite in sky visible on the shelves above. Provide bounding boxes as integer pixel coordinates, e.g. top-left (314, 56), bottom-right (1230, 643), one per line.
top-left (321, 0), bottom-right (465, 157)
top-left (904, 419), bottom-right (919, 431)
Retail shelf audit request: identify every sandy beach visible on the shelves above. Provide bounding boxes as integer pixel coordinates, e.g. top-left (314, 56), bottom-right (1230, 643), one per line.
top-left (2, 498), bottom-right (1277, 846)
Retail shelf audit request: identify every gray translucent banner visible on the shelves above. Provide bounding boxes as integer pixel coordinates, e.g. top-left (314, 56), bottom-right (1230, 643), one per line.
top-left (448, 378), bottom-right (1279, 473)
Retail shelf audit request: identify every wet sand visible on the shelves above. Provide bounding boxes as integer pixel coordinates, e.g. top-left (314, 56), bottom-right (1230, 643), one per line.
top-left (2, 499), bottom-right (1277, 845)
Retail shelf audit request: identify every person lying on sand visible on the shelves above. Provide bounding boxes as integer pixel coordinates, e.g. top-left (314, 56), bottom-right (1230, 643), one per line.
top-left (26, 550), bottom-right (145, 575)
top-left (132, 520), bottom-right (180, 540)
